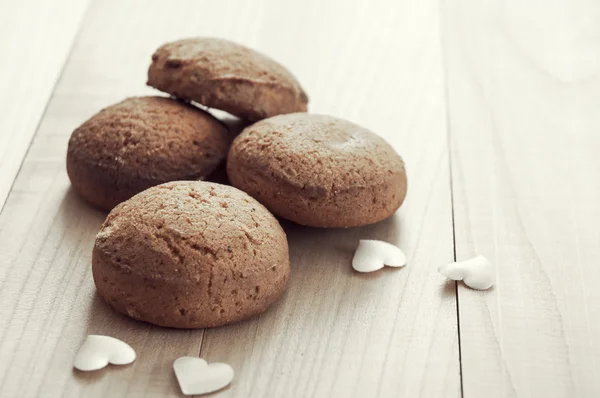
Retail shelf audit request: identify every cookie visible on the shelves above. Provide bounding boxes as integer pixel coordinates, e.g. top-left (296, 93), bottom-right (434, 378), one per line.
top-left (92, 181), bottom-right (290, 329)
top-left (147, 38), bottom-right (308, 121)
top-left (227, 113), bottom-right (408, 228)
top-left (67, 96), bottom-right (231, 211)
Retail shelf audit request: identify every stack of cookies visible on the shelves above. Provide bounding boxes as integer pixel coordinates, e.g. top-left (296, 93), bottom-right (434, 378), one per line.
top-left (66, 38), bottom-right (407, 329)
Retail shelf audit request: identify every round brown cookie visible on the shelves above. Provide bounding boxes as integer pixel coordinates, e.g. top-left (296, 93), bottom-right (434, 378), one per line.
top-left (67, 96), bottom-right (231, 211)
top-left (147, 38), bottom-right (308, 121)
top-left (227, 113), bottom-right (408, 228)
top-left (92, 181), bottom-right (290, 329)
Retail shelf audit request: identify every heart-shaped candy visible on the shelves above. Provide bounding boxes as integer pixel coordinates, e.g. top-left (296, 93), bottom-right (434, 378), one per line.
top-left (173, 357), bottom-right (234, 396)
top-left (73, 335), bottom-right (136, 371)
top-left (438, 255), bottom-right (495, 290)
top-left (352, 239), bottom-right (407, 273)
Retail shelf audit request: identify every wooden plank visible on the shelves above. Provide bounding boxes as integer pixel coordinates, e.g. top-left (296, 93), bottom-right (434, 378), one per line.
top-left (0, 0), bottom-right (90, 211)
top-left (200, 0), bottom-right (460, 396)
top-left (0, 0), bottom-right (458, 396)
top-left (444, 0), bottom-right (600, 396)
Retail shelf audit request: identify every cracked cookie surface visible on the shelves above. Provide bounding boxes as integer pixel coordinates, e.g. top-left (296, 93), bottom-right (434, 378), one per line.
top-left (67, 96), bottom-right (230, 211)
top-left (227, 113), bottom-right (408, 228)
top-left (92, 181), bottom-right (290, 328)
top-left (147, 38), bottom-right (308, 121)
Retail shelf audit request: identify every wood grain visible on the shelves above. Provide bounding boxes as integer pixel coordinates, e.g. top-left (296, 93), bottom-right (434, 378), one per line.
top-left (0, 0), bottom-right (90, 212)
top-left (443, 0), bottom-right (600, 396)
top-left (0, 0), bottom-right (458, 397)
top-left (199, 1), bottom-right (461, 396)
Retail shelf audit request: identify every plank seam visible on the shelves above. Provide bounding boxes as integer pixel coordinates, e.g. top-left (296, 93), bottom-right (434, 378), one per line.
top-left (438, 0), bottom-right (464, 396)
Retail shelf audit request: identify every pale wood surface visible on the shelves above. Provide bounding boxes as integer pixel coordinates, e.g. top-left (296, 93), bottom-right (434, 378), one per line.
top-left (5, 0), bottom-right (598, 396)
top-left (0, 1), bottom-right (459, 397)
top-left (0, 0), bottom-right (90, 211)
top-left (444, 0), bottom-right (600, 397)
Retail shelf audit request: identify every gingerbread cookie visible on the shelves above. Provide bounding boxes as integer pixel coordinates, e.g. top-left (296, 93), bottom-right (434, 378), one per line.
top-left (147, 38), bottom-right (308, 121)
top-left (92, 181), bottom-right (290, 329)
top-left (227, 113), bottom-right (407, 228)
top-left (67, 96), bottom-right (230, 211)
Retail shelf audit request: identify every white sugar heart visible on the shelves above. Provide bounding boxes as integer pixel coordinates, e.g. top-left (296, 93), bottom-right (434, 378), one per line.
top-left (73, 335), bottom-right (136, 371)
top-left (438, 255), bottom-right (495, 290)
top-left (173, 357), bottom-right (234, 396)
top-left (352, 239), bottom-right (407, 273)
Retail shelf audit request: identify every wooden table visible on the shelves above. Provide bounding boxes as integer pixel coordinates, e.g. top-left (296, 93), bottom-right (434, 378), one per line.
top-left (1, 0), bottom-right (598, 397)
